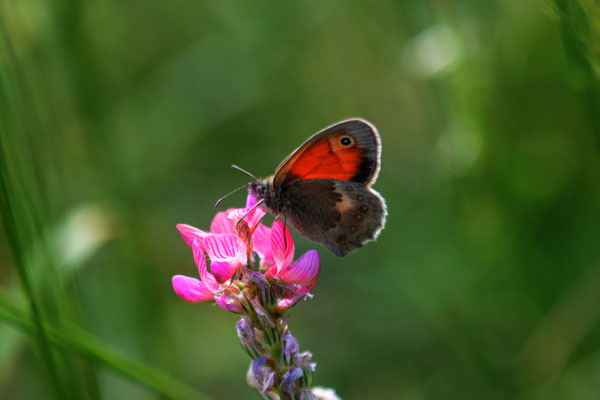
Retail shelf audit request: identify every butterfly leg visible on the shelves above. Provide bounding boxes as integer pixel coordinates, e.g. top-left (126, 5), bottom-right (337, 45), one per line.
top-left (283, 208), bottom-right (289, 249)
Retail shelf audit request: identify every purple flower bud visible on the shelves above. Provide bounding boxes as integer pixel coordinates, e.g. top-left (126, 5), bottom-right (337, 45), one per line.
top-left (246, 365), bottom-right (260, 390)
top-left (280, 367), bottom-right (303, 398)
top-left (247, 270), bottom-right (276, 308)
top-left (299, 389), bottom-right (318, 400)
top-left (261, 371), bottom-right (276, 395)
top-left (295, 351), bottom-right (316, 371)
top-left (247, 269), bottom-right (269, 290)
top-left (283, 333), bottom-right (299, 365)
top-left (251, 298), bottom-right (276, 329)
top-left (251, 357), bottom-right (267, 381)
top-left (236, 317), bottom-right (256, 350)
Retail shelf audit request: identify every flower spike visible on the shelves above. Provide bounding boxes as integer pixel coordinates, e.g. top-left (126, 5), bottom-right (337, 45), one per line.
top-left (172, 193), bottom-right (325, 398)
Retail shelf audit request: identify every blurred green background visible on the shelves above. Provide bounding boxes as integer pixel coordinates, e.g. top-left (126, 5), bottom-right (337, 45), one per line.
top-left (2, 0), bottom-right (600, 399)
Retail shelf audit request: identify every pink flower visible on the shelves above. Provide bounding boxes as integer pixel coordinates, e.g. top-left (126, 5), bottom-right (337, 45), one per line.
top-left (172, 239), bottom-right (243, 312)
top-left (172, 194), bottom-right (320, 314)
top-left (173, 194), bottom-right (326, 398)
top-left (266, 221), bottom-right (320, 313)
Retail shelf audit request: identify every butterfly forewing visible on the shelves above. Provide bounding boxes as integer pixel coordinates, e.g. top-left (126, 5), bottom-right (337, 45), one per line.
top-left (273, 119), bottom-right (381, 187)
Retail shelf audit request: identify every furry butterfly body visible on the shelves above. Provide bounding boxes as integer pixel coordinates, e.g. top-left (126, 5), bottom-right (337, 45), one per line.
top-left (248, 119), bottom-right (387, 256)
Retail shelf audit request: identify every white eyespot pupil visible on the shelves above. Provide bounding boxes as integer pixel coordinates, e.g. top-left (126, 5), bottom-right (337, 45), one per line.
top-left (340, 137), bottom-right (352, 146)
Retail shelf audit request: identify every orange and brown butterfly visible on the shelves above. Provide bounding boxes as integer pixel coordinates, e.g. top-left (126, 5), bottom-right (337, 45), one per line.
top-left (224, 119), bottom-right (387, 257)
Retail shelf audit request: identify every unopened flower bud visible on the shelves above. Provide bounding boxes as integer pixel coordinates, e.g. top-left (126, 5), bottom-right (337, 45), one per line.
top-left (262, 371), bottom-right (276, 395)
top-left (299, 389), bottom-right (318, 400)
top-left (294, 351), bottom-right (316, 371)
top-left (283, 333), bottom-right (299, 365)
top-left (251, 356), bottom-right (267, 381)
top-left (251, 298), bottom-right (276, 329)
top-left (246, 364), bottom-right (260, 390)
top-left (247, 269), bottom-right (276, 308)
top-left (280, 367), bottom-right (303, 398)
top-left (236, 317), bottom-right (258, 355)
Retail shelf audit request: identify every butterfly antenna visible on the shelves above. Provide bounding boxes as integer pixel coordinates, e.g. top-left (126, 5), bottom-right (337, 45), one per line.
top-left (214, 184), bottom-right (247, 211)
top-left (235, 199), bottom-right (265, 227)
top-left (231, 164), bottom-right (258, 181)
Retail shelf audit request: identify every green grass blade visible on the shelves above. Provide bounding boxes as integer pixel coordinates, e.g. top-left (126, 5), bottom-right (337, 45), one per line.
top-left (0, 294), bottom-right (215, 400)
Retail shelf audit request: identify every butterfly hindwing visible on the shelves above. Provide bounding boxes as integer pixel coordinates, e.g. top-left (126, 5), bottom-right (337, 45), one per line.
top-left (282, 179), bottom-right (387, 256)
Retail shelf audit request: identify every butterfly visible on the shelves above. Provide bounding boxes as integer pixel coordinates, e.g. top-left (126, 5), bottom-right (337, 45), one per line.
top-left (221, 119), bottom-right (387, 257)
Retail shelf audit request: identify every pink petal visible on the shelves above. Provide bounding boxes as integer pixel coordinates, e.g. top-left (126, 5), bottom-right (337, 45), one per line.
top-left (253, 223), bottom-right (273, 263)
top-left (203, 234), bottom-right (246, 283)
top-left (276, 282), bottom-right (316, 313)
top-left (270, 220), bottom-right (294, 273)
top-left (210, 260), bottom-right (241, 283)
top-left (293, 281), bottom-right (316, 298)
top-left (192, 239), bottom-right (206, 270)
top-left (227, 205), bottom-right (267, 230)
top-left (246, 206), bottom-right (267, 230)
top-left (227, 208), bottom-right (248, 221)
top-left (192, 240), bottom-right (221, 292)
top-left (177, 224), bottom-right (209, 248)
top-left (172, 275), bottom-right (214, 302)
top-left (265, 265), bottom-right (277, 280)
top-left (214, 293), bottom-right (242, 313)
top-left (210, 210), bottom-right (235, 235)
top-left (278, 250), bottom-right (320, 284)
top-left (246, 193), bottom-right (259, 209)
top-left (204, 234), bottom-right (247, 264)
top-left (276, 297), bottom-right (295, 312)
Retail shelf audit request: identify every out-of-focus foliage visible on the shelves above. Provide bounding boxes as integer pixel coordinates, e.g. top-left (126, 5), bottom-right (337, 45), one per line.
top-left (1, 0), bottom-right (600, 399)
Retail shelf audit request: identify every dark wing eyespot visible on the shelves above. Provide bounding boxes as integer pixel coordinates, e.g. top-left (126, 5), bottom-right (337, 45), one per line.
top-left (339, 136), bottom-right (354, 147)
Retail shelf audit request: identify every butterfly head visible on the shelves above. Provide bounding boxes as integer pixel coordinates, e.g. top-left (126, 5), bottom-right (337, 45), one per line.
top-left (247, 176), bottom-right (274, 203)
top-left (228, 164), bottom-right (271, 205)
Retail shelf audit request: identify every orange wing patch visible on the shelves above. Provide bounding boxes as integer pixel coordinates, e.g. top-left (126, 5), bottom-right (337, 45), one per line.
top-left (284, 133), bottom-right (364, 181)
top-left (272, 120), bottom-right (380, 186)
